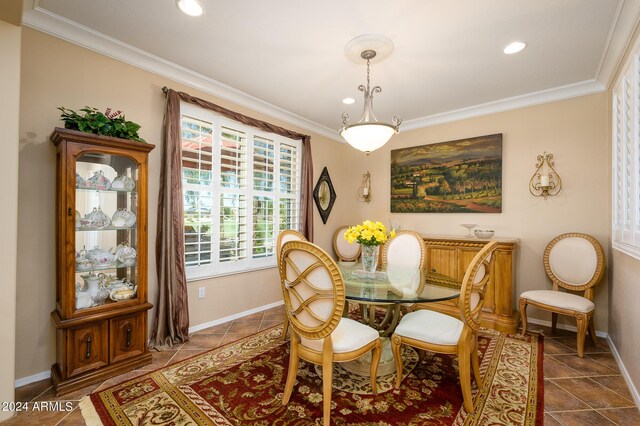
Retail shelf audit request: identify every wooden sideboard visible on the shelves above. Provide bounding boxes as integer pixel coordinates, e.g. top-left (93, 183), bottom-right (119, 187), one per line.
top-left (414, 235), bottom-right (520, 334)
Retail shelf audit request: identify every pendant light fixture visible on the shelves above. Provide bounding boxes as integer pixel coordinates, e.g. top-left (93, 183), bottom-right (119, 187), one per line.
top-left (340, 35), bottom-right (401, 154)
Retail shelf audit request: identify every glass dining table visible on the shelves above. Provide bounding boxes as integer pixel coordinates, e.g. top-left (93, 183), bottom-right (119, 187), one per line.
top-left (337, 262), bottom-right (461, 376)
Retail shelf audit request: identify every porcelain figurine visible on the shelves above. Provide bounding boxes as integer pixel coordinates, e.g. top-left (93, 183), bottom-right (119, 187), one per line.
top-left (86, 170), bottom-right (111, 190)
top-left (110, 174), bottom-right (135, 191)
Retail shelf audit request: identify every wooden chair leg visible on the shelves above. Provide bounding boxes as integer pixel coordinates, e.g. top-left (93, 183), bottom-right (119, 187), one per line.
top-left (369, 339), bottom-right (381, 394)
top-left (282, 316), bottom-right (289, 341)
top-left (282, 340), bottom-right (299, 405)
top-left (471, 335), bottom-right (482, 388)
top-left (551, 312), bottom-right (558, 333)
top-left (321, 347), bottom-right (333, 426)
top-left (518, 298), bottom-right (528, 336)
top-left (588, 315), bottom-right (597, 344)
top-left (458, 343), bottom-right (474, 413)
top-left (576, 313), bottom-right (588, 358)
top-left (391, 334), bottom-right (404, 389)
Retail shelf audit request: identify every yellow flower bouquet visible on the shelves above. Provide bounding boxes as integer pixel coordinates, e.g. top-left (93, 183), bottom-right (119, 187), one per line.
top-left (344, 220), bottom-right (396, 247)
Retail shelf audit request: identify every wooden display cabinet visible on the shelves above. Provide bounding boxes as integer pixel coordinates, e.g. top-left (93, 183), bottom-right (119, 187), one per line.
top-left (50, 128), bottom-right (155, 395)
top-left (415, 235), bottom-right (520, 333)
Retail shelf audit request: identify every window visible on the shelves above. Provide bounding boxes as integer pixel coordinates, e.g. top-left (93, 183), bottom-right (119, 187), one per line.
top-left (612, 42), bottom-right (640, 259)
top-left (181, 103), bottom-right (302, 279)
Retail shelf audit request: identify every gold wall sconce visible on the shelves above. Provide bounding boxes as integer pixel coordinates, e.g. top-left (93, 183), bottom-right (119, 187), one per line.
top-left (358, 171), bottom-right (371, 203)
top-left (529, 152), bottom-right (562, 199)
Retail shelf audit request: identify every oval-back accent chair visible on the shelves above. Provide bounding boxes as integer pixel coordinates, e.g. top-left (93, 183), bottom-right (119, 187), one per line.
top-left (333, 225), bottom-right (361, 262)
top-left (519, 233), bottom-right (605, 357)
top-left (276, 229), bottom-right (307, 340)
top-left (279, 240), bottom-right (382, 426)
top-left (381, 230), bottom-right (426, 269)
top-left (391, 240), bottom-right (498, 413)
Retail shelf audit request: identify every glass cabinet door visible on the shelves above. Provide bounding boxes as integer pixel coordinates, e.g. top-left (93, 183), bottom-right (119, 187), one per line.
top-left (74, 152), bottom-right (140, 311)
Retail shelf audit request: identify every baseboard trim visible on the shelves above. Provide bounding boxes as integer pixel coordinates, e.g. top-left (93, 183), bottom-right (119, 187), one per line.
top-left (15, 370), bottom-right (51, 388)
top-left (525, 317), bottom-right (608, 338)
top-left (188, 300), bottom-right (284, 334)
top-left (607, 336), bottom-right (640, 408)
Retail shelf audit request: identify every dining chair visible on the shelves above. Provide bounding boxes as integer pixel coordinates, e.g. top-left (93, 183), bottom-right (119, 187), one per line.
top-left (380, 229), bottom-right (426, 269)
top-left (391, 240), bottom-right (498, 413)
top-left (333, 225), bottom-right (361, 262)
top-left (519, 233), bottom-right (605, 357)
top-left (276, 229), bottom-right (307, 341)
top-left (279, 240), bottom-right (382, 426)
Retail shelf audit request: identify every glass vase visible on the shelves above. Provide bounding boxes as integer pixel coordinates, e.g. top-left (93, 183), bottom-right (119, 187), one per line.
top-left (361, 244), bottom-right (380, 273)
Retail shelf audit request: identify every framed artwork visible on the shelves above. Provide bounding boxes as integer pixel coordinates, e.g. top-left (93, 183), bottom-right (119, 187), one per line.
top-left (390, 134), bottom-right (502, 213)
top-left (313, 167), bottom-right (336, 224)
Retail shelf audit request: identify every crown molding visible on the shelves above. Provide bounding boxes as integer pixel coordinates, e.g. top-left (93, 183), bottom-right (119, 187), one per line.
top-left (402, 79), bottom-right (605, 131)
top-left (23, 6), bottom-right (613, 140)
top-left (22, 7), bottom-right (341, 142)
top-left (595, 0), bottom-right (640, 88)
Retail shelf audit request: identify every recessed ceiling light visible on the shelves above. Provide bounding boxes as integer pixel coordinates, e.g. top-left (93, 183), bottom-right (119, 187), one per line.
top-left (342, 97), bottom-right (356, 105)
top-left (503, 41), bottom-right (527, 55)
top-left (176, 0), bottom-right (204, 17)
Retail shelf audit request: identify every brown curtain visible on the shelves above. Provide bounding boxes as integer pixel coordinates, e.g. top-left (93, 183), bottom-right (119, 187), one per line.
top-left (168, 88), bottom-right (314, 241)
top-left (151, 89), bottom-right (189, 347)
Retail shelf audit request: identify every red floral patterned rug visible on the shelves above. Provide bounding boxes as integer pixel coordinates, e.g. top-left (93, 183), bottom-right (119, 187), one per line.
top-left (80, 325), bottom-right (543, 425)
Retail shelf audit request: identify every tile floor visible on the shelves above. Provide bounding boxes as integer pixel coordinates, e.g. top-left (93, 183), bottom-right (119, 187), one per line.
top-left (4, 307), bottom-right (639, 425)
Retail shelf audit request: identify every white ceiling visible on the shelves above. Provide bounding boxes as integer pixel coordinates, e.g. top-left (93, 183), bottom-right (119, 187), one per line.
top-left (24, 0), bottom-right (639, 141)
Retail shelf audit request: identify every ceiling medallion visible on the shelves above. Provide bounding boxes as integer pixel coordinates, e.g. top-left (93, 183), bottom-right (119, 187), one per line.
top-left (340, 34), bottom-right (401, 154)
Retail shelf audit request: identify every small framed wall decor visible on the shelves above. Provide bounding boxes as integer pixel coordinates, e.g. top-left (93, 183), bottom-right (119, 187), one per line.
top-left (313, 167), bottom-right (336, 224)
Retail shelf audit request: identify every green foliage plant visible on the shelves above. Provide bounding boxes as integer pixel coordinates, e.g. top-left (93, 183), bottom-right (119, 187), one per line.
top-left (58, 106), bottom-right (146, 142)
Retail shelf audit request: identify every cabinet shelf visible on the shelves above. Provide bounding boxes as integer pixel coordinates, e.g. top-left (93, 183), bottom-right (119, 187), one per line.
top-left (75, 226), bottom-right (137, 232)
top-left (76, 261), bottom-right (137, 273)
top-left (76, 187), bottom-right (137, 195)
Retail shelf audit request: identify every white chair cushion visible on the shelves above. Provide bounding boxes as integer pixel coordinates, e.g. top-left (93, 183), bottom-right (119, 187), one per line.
top-left (520, 290), bottom-right (595, 313)
top-left (335, 233), bottom-right (360, 259)
top-left (300, 317), bottom-right (379, 353)
top-left (548, 237), bottom-right (598, 286)
top-left (387, 234), bottom-right (423, 268)
top-left (394, 310), bottom-right (463, 346)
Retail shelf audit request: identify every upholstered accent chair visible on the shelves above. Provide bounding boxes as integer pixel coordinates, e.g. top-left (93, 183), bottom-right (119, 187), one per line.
top-left (279, 240), bottom-right (382, 426)
top-left (519, 233), bottom-right (605, 357)
top-left (391, 241), bottom-right (498, 413)
top-left (332, 225), bottom-right (361, 262)
top-left (276, 230), bottom-right (307, 340)
top-left (381, 230), bottom-right (427, 269)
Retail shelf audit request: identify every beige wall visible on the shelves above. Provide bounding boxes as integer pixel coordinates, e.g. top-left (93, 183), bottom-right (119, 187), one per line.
top-left (607, 22), bottom-right (640, 398)
top-left (17, 28), bottom-right (347, 379)
top-left (340, 93), bottom-right (611, 331)
top-left (0, 18), bottom-right (21, 420)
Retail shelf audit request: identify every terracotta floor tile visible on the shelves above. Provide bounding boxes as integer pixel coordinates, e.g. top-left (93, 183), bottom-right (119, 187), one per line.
top-left (553, 336), bottom-right (610, 354)
top-left (14, 378), bottom-right (52, 402)
top-left (227, 321), bottom-right (261, 334)
top-left (544, 338), bottom-right (579, 355)
top-left (95, 369), bottom-right (149, 392)
top-left (262, 308), bottom-right (286, 321)
top-left (170, 348), bottom-right (209, 364)
top-left (220, 332), bottom-right (255, 346)
top-left (544, 355), bottom-right (582, 378)
top-left (195, 322), bottom-right (231, 334)
top-left (138, 349), bottom-right (178, 370)
top-left (551, 409), bottom-right (617, 426)
top-left (527, 324), bottom-right (577, 337)
top-left (0, 405), bottom-right (75, 425)
top-left (551, 354), bottom-right (619, 376)
top-left (235, 312), bottom-right (264, 323)
top-left (597, 407), bottom-right (640, 424)
top-left (544, 379), bottom-right (591, 412)
top-left (544, 413), bottom-right (565, 425)
top-left (260, 319), bottom-right (284, 330)
top-left (585, 353), bottom-right (620, 372)
top-left (56, 407), bottom-right (87, 425)
top-left (36, 382), bottom-right (101, 402)
top-left (590, 375), bottom-right (635, 400)
top-left (180, 333), bottom-right (226, 350)
top-left (551, 377), bottom-right (634, 409)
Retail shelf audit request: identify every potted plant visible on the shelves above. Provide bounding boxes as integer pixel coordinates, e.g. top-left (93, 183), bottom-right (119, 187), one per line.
top-left (58, 106), bottom-right (146, 142)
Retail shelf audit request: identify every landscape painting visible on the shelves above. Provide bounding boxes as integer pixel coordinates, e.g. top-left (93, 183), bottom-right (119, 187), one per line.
top-left (390, 134), bottom-right (502, 213)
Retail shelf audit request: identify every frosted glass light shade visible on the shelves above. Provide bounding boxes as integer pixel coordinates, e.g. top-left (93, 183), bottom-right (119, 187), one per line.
top-left (340, 123), bottom-right (395, 153)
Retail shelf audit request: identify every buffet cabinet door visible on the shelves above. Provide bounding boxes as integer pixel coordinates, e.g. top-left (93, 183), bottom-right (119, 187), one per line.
top-left (66, 321), bottom-right (109, 378)
top-left (109, 312), bottom-right (146, 364)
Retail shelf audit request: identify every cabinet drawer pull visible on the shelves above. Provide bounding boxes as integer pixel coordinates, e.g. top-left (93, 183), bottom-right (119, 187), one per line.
top-left (86, 335), bottom-right (92, 359)
top-left (126, 325), bottom-right (132, 348)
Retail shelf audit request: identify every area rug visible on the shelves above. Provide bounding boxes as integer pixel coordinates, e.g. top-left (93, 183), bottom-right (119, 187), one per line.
top-left (80, 325), bottom-right (543, 425)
